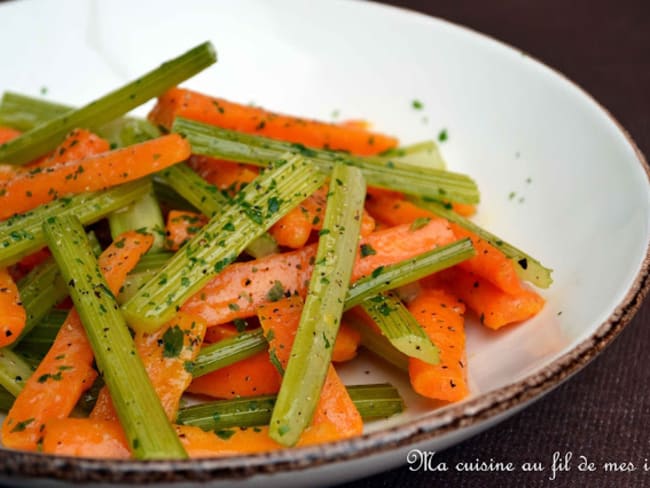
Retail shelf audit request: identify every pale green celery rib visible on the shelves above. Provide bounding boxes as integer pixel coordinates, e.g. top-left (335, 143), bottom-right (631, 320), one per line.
top-left (42, 214), bottom-right (186, 460)
top-left (360, 292), bottom-right (439, 365)
top-left (0, 41), bottom-right (216, 164)
top-left (269, 164), bottom-right (366, 446)
top-left (172, 117), bottom-right (479, 204)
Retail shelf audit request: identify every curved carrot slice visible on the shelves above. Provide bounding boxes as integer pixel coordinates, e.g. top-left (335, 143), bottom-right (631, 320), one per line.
top-left (257, 296), bottom-right (363, 443)
top-left (407, 288), bottom-right (469, 402)
top-left (430, 268), bottom-right (545, 329)
top-left (27, 128), bottom-right (110, 170)
top-left (187, 350), bottom-right (281, 399)
top-left (203, 323), bottom-right (239, 343)
top-left (181, 219), bottom-right (455, 326)
top-left (43, 418), bottom-right (131, 458)
top-left (0, 126), bottom-right (21, 144)
top-left (1, 232), bottom-right (153, 451)
top-left (149, 88), bottom-right (398, 156)
top-left (188, 156), bottom-right (259, 195)
top-left (0, 134), bottom-right (190, 220)
top-left (332, 321), bottom-right (361, 363)
top-left (165, 210), bottom-right (208, 251)
top-left (91, 312), bottom-right (206, 421)
top-left (0, 267), bottom-right (27, 347)
top-left (365, 194), bottom-right (522, 294)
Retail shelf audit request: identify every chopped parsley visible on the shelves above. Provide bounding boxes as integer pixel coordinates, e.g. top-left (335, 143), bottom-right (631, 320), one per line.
top-left (162, 325), bottom-right (184, 358)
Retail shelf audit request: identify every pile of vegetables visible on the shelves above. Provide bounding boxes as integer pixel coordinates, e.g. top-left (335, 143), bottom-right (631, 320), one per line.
top-left (0, 42), bottom-right (550, 459)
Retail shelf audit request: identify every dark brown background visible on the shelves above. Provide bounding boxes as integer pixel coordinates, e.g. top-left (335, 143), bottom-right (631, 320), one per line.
top-left (343, 1), bottom-right (650, 487)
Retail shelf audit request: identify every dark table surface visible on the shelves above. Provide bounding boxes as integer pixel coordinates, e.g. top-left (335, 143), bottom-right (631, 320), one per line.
top-left (342, 1), bottom-right (650, 487)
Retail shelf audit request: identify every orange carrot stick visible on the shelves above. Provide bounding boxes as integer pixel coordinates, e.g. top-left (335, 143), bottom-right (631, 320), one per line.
top-left (150, 87), bottom-right (398, 156)
top-left (0, 126), bottom-right (21, 144)
top-left (332, 321), bottom-right (361, 363)
top-left (91, 312), bottom-right (206, 421)
top-left (188, 155), bottom-right (259, 195)
top-left (407, 288), bottom-right (469, 402)
top-left (1, 232), bottom-right (153, 451)
top-left (0, 133), bottom-right (190, 220)
top-left (187, 350), bottom-right (282, 399)
top-left (42, 418), bottom-right (131, 458)
top-left (181, 219), bottom-right (456, 326)
top-left (365, 194), bottom-right (522, 294)
top-left (164, 210), bottom-right (208, 251)
top-left (26, 128), bottom-right (110, 170)
top-left (257, 296), bottom-right (363, 443)
top-left (429, 268), bottom-right (545, 329)
top-left (0, 267), bottom-right (26, 347)
top-left (203, 323), bottom-right (239, 343)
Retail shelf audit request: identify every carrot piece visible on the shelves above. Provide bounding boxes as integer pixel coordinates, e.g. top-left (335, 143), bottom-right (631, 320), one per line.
top-left (0, 267), bottom-right (27, 347)
top-left (42, 418), bottom-right (131, 458)
top-left (258, 296), bottom-right (363, 443)
top-left (91, 312), bottom-right (207, 421)
top-left (451, 202), bottom-right (476, 217)
top-left (407, 288), bottom-right (469, 402)
top-left (431, 268), bottom-right (545, 329)
top-left (188, 155), bottom-right (259, 195)
top-left (8, 247), bottom-right (51, 282)
top-left (1, 231), bottom-right (152, 451)
top-left (0, 134), bottom-right (190, 220)
top-left (165, 210), bottom-right (208, 251)
top-left (365, 194), bottom-right (522, 294)
top-left (150, 88), bottom-right (398, 156)
top-left (332, 321), bottom-right (361, 363)
top-left (0, 126), bottom-right (21, 144)
top-left (181, 219), bottom-right (456, 325)
top-left (187, 350), bottom-right (281, 399)
top-left (27, 129), bottom-right (110, 170)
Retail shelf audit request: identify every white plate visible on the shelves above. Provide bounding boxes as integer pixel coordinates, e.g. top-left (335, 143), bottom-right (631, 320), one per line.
top-left (0, 0), bottom-right (648, 486)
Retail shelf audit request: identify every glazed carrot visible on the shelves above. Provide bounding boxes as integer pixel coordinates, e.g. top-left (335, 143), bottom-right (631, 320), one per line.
top-left (451, 202), bottom-right (476, 217)
top-left (27, 128), bottom-right (110, 170)
top-left (91, 312), bottom-right (207, 421)
top-left (258, 296), bottom-right (363, 443)
top-left (188, 155), bottom-right (259, 194)
top-left (42, 418), bottom-right (131, 458)
top-left (164, 210), bottom-right (208, 251)
top-left (332, 321), bottom-right (361, 363)
top-left (0, 268), bottom-right (26, 347)
top-left (407, 288), bottom-right (469, 402)
top-left (1, 232), bottom-right (152, 450)
top-left (203, 323), bottom-right (239, 343)
top-left (0, 133), bottom-right (190, 220)
top-left (150, 87), bottom-right (398, 156)
top-left (187, 350), bottom-right (281, 399)
top-left (365, 194), bottom-right (521, 294)
top-left (269, 185), bottom-right (375, 249)
top-left (0, 126), bottom-right (21, 144)
top-left (429, 268), bottom-right (545, 329)
top-left (181, 219), bottom-right (456, 326)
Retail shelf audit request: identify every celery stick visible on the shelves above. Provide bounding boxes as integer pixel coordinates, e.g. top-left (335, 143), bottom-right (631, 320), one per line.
top-left (122, 155), bottom-right (325, 332)
top-left (173, 117), bottom-right (479, 204)
top-left (0, 42), bottom-right (216, 165)
top-left (0, 348), bottom-right (33, 396)
top-left (345, 316), bottom-right (410, 371)
top-left (0, 385), bottom-right (14, 411)
top-left (270, 164), bottom-right (366, 446)
top-left (414, 198), bottom-right (553, 288)
top-left (0, 92), bottom-right (69, 131)
top-left (0, 179), bottom-right (150, 267)
top-left (360, 292), bottom-right (438, 364)
top-left (43, 215), bottom-right (186, 459)
top-left (177, 383), bottom-right (403, 430)
top-left (379, 140), bottom-right (447, 169)
top-left (109, 188), bottom-right (166, 252)
top-left (191, 329), bottom-right (267, 378)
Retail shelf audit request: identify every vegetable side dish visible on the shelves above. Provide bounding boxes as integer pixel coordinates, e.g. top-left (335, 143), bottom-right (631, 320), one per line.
top-left (0, 42), bottom-right (550, 459)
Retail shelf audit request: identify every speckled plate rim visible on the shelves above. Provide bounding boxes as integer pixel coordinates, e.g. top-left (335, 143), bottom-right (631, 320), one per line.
top-left (1, 1), bottom-right (649, 484)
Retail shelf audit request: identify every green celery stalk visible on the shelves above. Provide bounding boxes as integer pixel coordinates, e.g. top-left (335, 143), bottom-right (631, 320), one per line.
top-left (42, 214), bottom-right (186, 460)
top-left (0, 385), bottom-right (14, 411)
top-left (155, 164), bottom-right (279, 258)
top-left (379, 140), bottom-right (447, 169)
top-left (0, 178), bottom-right (150, 267)
top-left (172, 117), bottom-right (479, 204)
top-left (0, 42), bottom-right (216, 165)
top-left (414, 198), bottom-right (553, 288)
top-left (191, 329), bottom-right (267, 378)
top-left (345, 238), bottom-right (475, 310)
top-left (108, 188), bottom-right (166, 252)
top-left (122, 155), bottom-right (325, 332)
top-left (345, 315), bottom-right (410, 371)
top-left (14, 310), bottom-right (68, 356)
top-left (360, 292), bottom-right (438, 364)
top-left (177, 383), bottom-right (403, 431)
top-left (0, 348), bottom-right (33, 396)
top-left (270, 164), bottom-right (366, 446)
